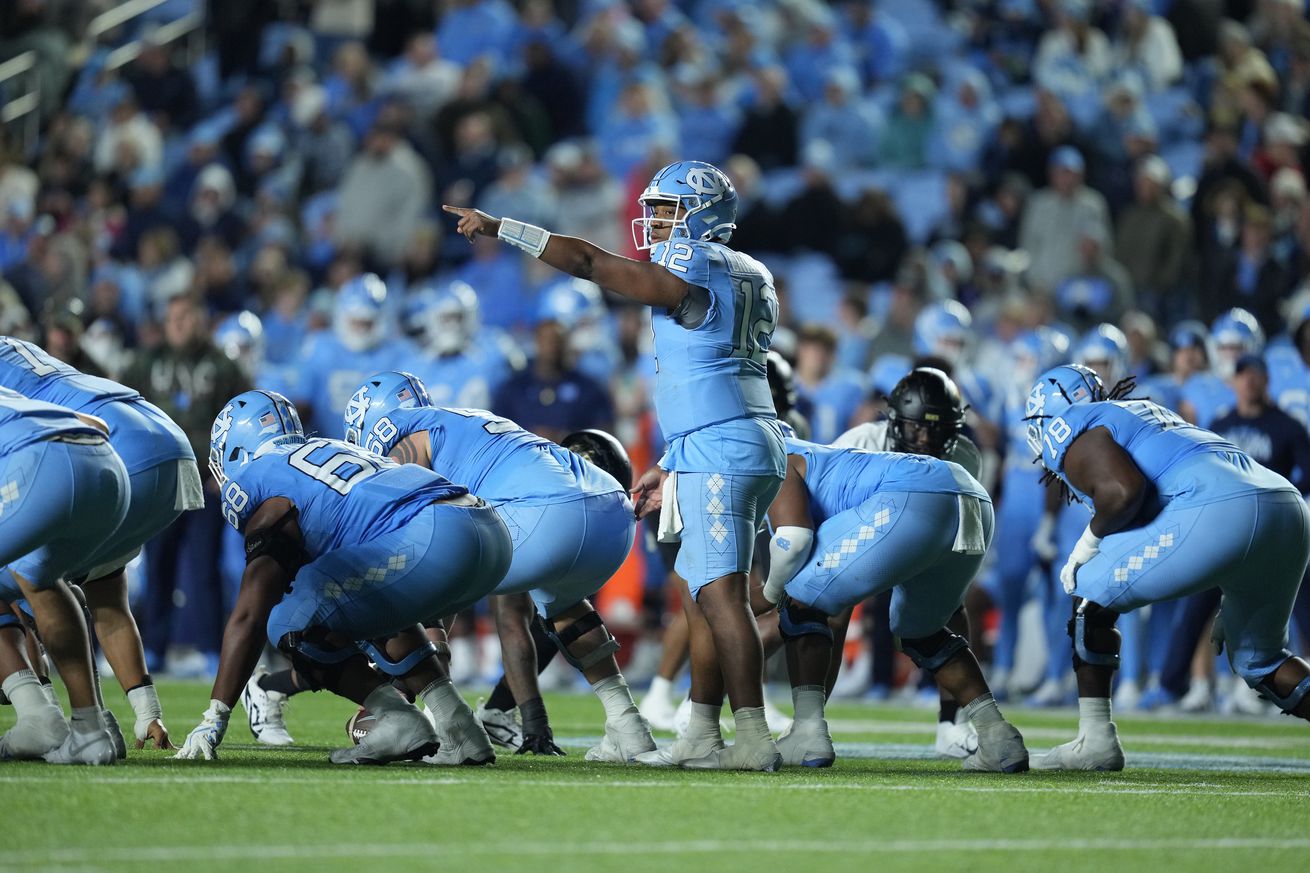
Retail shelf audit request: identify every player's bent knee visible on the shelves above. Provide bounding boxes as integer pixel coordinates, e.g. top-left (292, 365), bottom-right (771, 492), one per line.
top-left (779, 599), bottom-right (834, 643)
top-left (545, 610), bottom-right (619, 671)
top-left (361, 636), bottom-right (439, 677)
top-left (276, 628), bottom-right (355, 691)
top-left (898, 628), bottom-right (969, 673)
top-left (1068, 599), bottom-right (1121, 670)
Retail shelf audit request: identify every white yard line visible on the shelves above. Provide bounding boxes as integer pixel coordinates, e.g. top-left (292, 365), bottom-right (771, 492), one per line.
top-left (823, 719), bottom-right (1308, 750)
top-left (9, 837), bottom-right (1310, 865)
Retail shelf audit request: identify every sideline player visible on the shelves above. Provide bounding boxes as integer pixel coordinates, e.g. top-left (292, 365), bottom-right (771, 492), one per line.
top-left (1026, 365), bottom-right (1310, 770)
top-left (445, 159), bottom-right (786, 771)
top-left (343, 371), bottom-right (653, 761)
top-left (174, 390), bottom-right (511, 764)
top-left (0, 336), bottom-right (199, 756)
top-left (0, 387), bottom-right (130, 764)
top-left (759, 436), bottom-right (1027, 772)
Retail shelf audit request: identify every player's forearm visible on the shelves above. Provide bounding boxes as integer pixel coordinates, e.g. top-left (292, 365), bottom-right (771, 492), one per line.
top-left (539, 235), bottom-right (677, 307)
top-left (1087, 481), bottom-right (1145, 538)
top-left (210, 609), bottom-right (265, 706)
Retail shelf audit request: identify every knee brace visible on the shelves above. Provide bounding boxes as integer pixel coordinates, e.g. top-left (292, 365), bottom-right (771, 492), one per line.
top-left (276, 628), bottom-right (355, 691)
top-left (898, 628), bottom-right (969, 673)
top-left (361, 637), bottom-right (439, 677)
top-left (545, 610), bottom-right (620, 671)
top-left (1254, 660), bottom-right (1310, 715)
top-left (1068, 599), bottom-right (1121, 670)
top-left (778, 599), bottom-right (834, 643)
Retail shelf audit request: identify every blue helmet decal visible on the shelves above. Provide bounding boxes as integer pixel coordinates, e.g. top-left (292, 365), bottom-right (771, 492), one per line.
top-left (632, 160), bottom-right (738, 250)
top-left (343, 370), bottom-right (432, 455)
top-left (209, 390), bottom-right (304, 487)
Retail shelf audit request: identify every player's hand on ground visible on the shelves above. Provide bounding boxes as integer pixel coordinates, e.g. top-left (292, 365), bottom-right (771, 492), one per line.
top-left (516, 733), bottom-right (566, 756)
top-left (442, 205), bottom-right (501, 241)
top-left (173, 700), bottom-right (230, 760)
top-left (632, 466), bottom-right (667, 519)
top-left (135, 717), bottom-right (173, 750)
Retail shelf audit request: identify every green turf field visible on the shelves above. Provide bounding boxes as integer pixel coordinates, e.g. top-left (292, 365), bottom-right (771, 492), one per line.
top-left (2, 681), bottom-right (1307, 872)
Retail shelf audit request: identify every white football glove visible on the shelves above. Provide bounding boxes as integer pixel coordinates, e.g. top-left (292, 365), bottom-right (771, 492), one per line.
top-left (1031, 513), bottom-right (1059, 564)
top-left (173, 699), bottom-right (231, 760)
top-left (1059, 526), bottom-right (1102, 595)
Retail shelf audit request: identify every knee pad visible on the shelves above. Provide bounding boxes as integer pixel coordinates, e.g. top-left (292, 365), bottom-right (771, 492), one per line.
top-left (898, 628), bottom-right (969, 673)
top-left (361, 637), bottom-right (438, 678)
top-left (778, 599), bottom-right (834, 643)
top-left (276, 628), bottom-right (356, 691)
top-left (1254, 660), bottom-right (1310, 715)
top-left (1068, 599), bottom-right (1121, 670)
top-left (545, 610), bottom-right (620, 671)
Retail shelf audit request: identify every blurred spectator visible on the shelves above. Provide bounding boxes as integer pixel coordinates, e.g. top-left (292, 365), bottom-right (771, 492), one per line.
top-left (1053, 225), bottom-right (1135, 332)
top-left (675, 70), bottom-right (742, 169)
top-left (334, 118), bottom-right (432, 268)
top-left (125, 35), bottom-right (197, 133)
top-left (492, 315), bottom-right (614, 443)
top-left (1197, 177), bottom-right (1255, 287)
top-left (973, 172), bottom-right (1031, 250)
top-left (291, 85), bottom-right (356, 198)
top-left (1255, 112), bottom-right (1307, 182)
top-left (929, 68), bottom-right (1000, 173)
top-left (794, 323), bottom-right (867, 443)
top-left (125, 295), bottom-right (248, 674)
top-left (598, 82), bottom-right (679, 181)
top-left (1216, 19), bottom-right (1278, 120)
top-left (877, 74), bottom-right (935, 170)
top-left (220, 86), bottom-right (269, 174)
top-left (479, 144), bottom-right (555, 230)
top-left (548, 143), bottom-right (626, 255)
top-left (834, 187), bottom-right (909, 284)
top-left (1112, 0), bottom-right (1184, 92)
top-left (784, 7), bottom-right (858, 104)
top-left (800, 67), bottom-right (881, 171)
top-left (732, 66), bottom-right (798, 172)
top-left (136, 226), bottom-right (195, 318)
top-left (1193, 120), bottom-right (1268, 234)
top-left (93, 92), bottom-right (162, 177)
top-left (381, 33), bottom-right (461, 123)
top-left (1206, 203), bottom-right (1291, 331)
top-left (436, 0), bottom-right (518, 68)
top-left (521, 39), bottom-right (586, 141)
top-left (1019, 146), bottom-right (1112, 294)
top-left (1117, 157), bottom-right (1194, 322)
top-left (845, 0), bottom-right (910, 84)
top-left (988, 89), bottom-right (1079, 190)
top-left (41, 305), bottom-right (106, 377)
top-left (783, 142), bottom-right (845, 258)
top-left (1033, 0), bottom-right (1113, 99)
top-left (179, 165), bottom-right (246, 253)
top-left (1271, 167), bottom-right (1307, 268)
top-left (724, 153), bottom-right (781, 254)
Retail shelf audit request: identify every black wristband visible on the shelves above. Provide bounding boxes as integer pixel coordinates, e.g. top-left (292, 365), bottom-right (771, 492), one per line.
top-left (125, 675), bottom-right (155, 694)
top-left (519, 696), bottom-right (550, 736)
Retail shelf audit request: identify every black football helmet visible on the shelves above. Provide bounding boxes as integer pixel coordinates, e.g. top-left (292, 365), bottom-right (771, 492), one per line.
top-left (766, 351), bottom-right (798, 417)
top-left (887, 367), bottom-right (966, 457)
top-left (562, 428), bottom-right (634, 489)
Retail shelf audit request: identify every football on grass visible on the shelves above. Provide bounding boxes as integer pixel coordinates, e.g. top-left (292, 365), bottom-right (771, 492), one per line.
top-left (346, 708), bottom-right (375, 745)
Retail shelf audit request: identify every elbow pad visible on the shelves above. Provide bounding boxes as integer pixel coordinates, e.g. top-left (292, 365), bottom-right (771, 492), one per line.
top-left (763, 526), bottom-right (815, 604)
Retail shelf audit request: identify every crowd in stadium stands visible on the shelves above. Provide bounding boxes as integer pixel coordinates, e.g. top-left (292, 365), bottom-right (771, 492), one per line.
top-left (2, 0), bottom-right (1310, 712)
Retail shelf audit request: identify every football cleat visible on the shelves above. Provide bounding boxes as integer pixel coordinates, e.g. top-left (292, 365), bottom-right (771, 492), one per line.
top-left (962, 719), bottom-right (1030, 773)
top-left (330, 706), bottom-right (437, 765)
top-left (0, 704), bottom-right (69, 760)
top-left (934, 718), bottom-right (979, 760)
top-left (474, 699), bottom-right (522, 750)
top-left (425, 707), bottom-right (496, 766)
top-left (680, 738), bottom-right (783, 772)
top-left (1025, 677), bottom-right (1074, 708)
top-left (585, 708), bottom-right (657, 763)
top-left (637, 686), bottom-right (679, 732)
top-left (775, 718), bottom-right (835, 768)
top-left (1032, 726), bottom-right (1124, 771)
top-left (103, 710), bottom-right (127, 760)
top-left (43, 727), bottom-right (117, 766)
top-left (762, 693), bottom-right (793, 735)
top-left (241, 670), bottom-right (295, 746)
top-left (633, 735), bottom-right (725, 767)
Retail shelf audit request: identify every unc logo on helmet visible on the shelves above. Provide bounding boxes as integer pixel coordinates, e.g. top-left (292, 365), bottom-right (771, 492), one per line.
top-left (632, 160), bottom-right (738, 251)
top-left (343, 371), bottom-right (432, 456)
top-left (1025, 364), bottom-right (1105, 461)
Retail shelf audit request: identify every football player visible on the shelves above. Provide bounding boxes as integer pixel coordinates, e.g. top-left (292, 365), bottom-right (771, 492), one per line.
top-left (405, 281), bottom-right (522, 410)
top-left (174, 390), bottom-right (511, 764)
top-left (759, 436), bottom-right (1027, 772)
top-left (446, 159), bottom-right (786, 771)
top-left (0, 337), bottom-right (198, 758)
top-left (342, 371), bottom-right (654, 762)
top-left (292, 274), bottom-right (417, 439)
top-left (0, 387), bottom-right (130, 764)
top-left (1027, 365), bottom-right (1310, 769)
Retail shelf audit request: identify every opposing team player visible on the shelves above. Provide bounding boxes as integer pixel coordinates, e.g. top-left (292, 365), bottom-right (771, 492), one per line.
top-left (833, 366), bottom-right (985, 758)
top-left (759, 436), bottom-right (1027, 772)
top-left (343, 371), bottom-right (653, 761)
top-left (446, 159), bottom-right (786, 771)
top-left (0, 387), bottom-right (130, 764)
top-left (0, 337), bottom-right (198, 758)
top-left (1026, 365), bottom-right (1310, 769)
top-left (174, 390), bottom-right (511, 764)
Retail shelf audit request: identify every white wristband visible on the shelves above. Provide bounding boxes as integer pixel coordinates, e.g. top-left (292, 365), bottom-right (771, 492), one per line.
top-left (498, 218), bottom-right (551, 258)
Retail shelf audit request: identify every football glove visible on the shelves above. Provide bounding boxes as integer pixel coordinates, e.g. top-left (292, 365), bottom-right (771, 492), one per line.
top-left (173, 699), bottom-right (231, 760)
top-left (1059, 526), bottom-right (1102, 595)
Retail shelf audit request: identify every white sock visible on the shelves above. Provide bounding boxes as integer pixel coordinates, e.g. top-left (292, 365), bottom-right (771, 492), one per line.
top-left (40, 682), bottom-right (58, 707)
top-left (364, 683), bottom-right (411, 715)
top-left (69, 705), bottom-right (106, 736)
top-left (1078, 697), bottom-right (1113, 733)
top-left (647, 675), bottom-right (674, 705)
top-left (731, 706), bottom-right (772, 744)
top-left (964, 693), bottom-right (1004, 729)
top-left (592, 675), bottom-right (636, 720)
top-left (3, 669), bottom-right (54, 718)
top-left (418, 679), bottom-right (465, 724)
top-left (791, 685), bottom-right (826, 722)
top-left (685, 702), bottom-right (722, 742)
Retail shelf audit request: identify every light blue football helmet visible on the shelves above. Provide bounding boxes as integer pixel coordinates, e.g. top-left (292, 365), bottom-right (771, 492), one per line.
top-left (1211, 307), bottom-right (1264, 378)
top-left (214, 310), bottom-right (265, 378)
top-left (209, 390), bottom-right (304, 486)
top-left (537, 277), bottom-right (605, 328)
top-left (1074, 323), bottom-right (1129, 386)
top-left (913, 300), bottom-right (972, 365)
top-left (418, 281), bottom-right (481, 355)
top-left (632, 160), bottom-right (738, 251)
top-left (343, 370), bottom-right (432, 456)
top-left (869, 353), bottom-right (913, 398)
top-left (334, 273), bottom-right (389, 352)
top-left (1025, 363), bottom-right (1105, 459)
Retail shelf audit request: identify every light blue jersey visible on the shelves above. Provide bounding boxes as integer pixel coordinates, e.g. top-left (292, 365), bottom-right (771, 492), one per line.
top-left (1179, 372), bottom-right (1234, 428)
top-left (787, 438), bottom-right (988, 525)
top-left (1266, 346), bottom-right (1310, 429)
top-left (1136, 373), bottom-right (1185, 414)
top-left (798, 368), bottom-right (867, 445)
top-left (407, 349), bottom-right (511, 411)
top-left (0, 337), bottom-right (193, 472)
top-left (354, 406), bottom-right (620, 503)
top-left (648, 239), bottom-right (778, 440)
top-left (0, 386), bottom-right (102, 452)
top-left (1034, 399), bottom-right (1289, 506)
top-left (293, 333), bottom-right (419, 439)
top-left (219, 437), bottom-right (466, 557)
